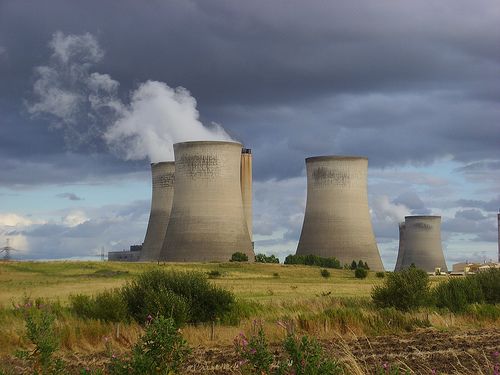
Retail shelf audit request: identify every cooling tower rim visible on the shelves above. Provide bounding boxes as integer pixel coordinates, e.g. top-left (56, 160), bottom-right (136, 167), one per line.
top-left (305, 155), bottom-right (368, 163)
top-left (405, 215), bottom-right (441, 220)
top-left (174, 140), bottom-right (242, 148)
top-left (150, 161), bottom-right (175, 167)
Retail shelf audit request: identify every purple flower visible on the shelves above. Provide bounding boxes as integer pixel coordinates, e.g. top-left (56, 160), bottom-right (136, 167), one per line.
top-left (146, 314), bottom-right (153, 323)
top-left (493, 351), bottom-right (500, 359)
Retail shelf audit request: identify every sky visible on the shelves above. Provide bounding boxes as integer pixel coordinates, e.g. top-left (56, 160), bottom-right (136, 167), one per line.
top-left (0, 0), bottom-right (499, 269)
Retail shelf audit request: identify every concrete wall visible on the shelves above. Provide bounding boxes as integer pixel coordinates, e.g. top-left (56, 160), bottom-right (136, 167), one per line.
top-left (394, 222), bottom-right (406, 271)
top-left (400, 216), bottom-right (448, 272)
top-left (240, 149), bottom-right (253, 240)
top-left (160, 141), bottom-right (254, 262)
top-left (296, 156), bottom-right (384, 271)
top-left (139, 162), bottom-right (175, 261)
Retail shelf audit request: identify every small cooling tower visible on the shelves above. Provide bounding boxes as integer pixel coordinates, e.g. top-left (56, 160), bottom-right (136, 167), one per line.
top-left (400, 215), bottom-right (447, 272)
top-left (139, 162), bottom-right (175, 261)
top-left (296, 156), bottom-right (384, 271)
top-left (394, 222), bottom-right (406, 271)
top-left (241, 148), bottom-right (253, 241)
top-left (159, 141), bottom-right (254, 262)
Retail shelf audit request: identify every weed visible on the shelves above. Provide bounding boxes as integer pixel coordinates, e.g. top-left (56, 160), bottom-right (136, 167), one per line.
top-left (107, 315), bottom-right (190, 375)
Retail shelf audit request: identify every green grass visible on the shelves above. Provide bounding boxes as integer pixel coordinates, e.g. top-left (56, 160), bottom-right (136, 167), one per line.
top-left (0, 261), bottom-right (384, 307)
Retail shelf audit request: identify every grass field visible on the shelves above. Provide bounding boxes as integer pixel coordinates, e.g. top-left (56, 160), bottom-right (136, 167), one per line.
top-left (0, 260), bottom-right (383, 306)
top-left (0, 260), bottom-right (498, 374)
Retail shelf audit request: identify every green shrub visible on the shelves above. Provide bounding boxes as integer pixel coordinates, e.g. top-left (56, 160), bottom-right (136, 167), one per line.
top-left (70, 289), bottom-right (129, 323)
top-left (375, 272), bottom-right (385, 278)
top-left (354, 268), bottom-right (368, 279)
top-left (230, 252), bottom-right (249, 262)
top-left (372, 267), bottom-right (430, 311)
top-left (350, 260), bottom-right (357, 270)
top-left (284, 254), bottom-right (341, 269)
top-left (475, 269), bottom-right (500, 304)
top-left (16, 305), bottom-right (64, 374)
top-left (255, 253), bottom-right (280, 263)
top-left (122, 270), bottom-right (235, 324)
top-left (320, 269), bottom-right (331, 278)
top-left (432, 277), bottom-right (484, 312)
top-left (207, 270), bottom-right (222, 278)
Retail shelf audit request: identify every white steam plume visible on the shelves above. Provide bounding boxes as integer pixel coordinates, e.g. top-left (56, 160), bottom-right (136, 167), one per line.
top-left (27, 31), bottom-right (233, 161)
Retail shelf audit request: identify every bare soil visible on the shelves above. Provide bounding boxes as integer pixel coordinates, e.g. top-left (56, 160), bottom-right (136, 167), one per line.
top-left (2, 328), bottom-right (499, 374)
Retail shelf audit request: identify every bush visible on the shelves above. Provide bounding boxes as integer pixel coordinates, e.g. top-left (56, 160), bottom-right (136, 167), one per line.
top-left (207, 270), bottom-right (222, 278)
top-left (475, 269), bottom-right (500, 304)
top-left (372, 267), bottom-right (430, 311)
top-left (433, 277), bottom-right (484, 312)
top-left (230, 252), bottom-right (249, 262)
top-left (234, 325), bottom-right (273, 374)
top-left (121, 270), bottom-right (235, 324)
top-left (255, 253), bottom-right (280, 263)
top-left (376, 272), bottom-right (385, 278)
top-left (354, 268), bottom-right (368, 279)
top-left (15, 305), bottom-right (64, 374)
top-left (284, 254), bottom-right (341, 269)
top-left (320, 269), bottom-right (331, 278)
top-left (70, 289), bottom-right (129, 323)
top-left (350, 260), bottom-right (357, 270)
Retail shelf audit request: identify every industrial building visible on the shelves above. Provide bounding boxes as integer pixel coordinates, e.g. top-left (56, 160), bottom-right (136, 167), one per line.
top-left (296, 156), bottom-right (384, 271)
top-left (108, 245), bottom-right (142, 261)
top-left (396, 215), bottom-right (448, 273)
top-left (159, 141), bottom-right (254, 262)
top-left (139, 162), bottom-right (175, 261)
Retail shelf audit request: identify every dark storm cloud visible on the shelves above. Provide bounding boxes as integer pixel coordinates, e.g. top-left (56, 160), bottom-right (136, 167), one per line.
top-left (0, 0), bottom-right (499, 183)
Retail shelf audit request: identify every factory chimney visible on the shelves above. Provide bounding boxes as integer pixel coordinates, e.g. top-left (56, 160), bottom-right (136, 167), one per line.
top-left (296, 156), bottom-right (384, 271)
top-left (241, 148), bottom-right (253, 241)
top-left (139, 162), bottom-right (175, 261)
top-left (394, 222), bottom-right (406, 271)
top-left (159, 141), bottom-right (254, 262)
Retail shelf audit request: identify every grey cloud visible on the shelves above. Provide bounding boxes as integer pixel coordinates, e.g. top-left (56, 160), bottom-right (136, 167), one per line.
top-left (56, 192), bottom-right (83, 201)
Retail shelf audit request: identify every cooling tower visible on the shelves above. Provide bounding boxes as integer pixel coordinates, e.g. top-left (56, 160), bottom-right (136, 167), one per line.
top-left (296, 156), bottom-right (384, 271)
top-left (241, 148), bottom-right (253, 241)
top-left (394, 222), bottom-right (406, 271)
top-left (400, 215), bottom-right (448, 272)
top-left (159, 141), bottom-right (254, 262)
top-left (139, 162), bottom-right (175, 261)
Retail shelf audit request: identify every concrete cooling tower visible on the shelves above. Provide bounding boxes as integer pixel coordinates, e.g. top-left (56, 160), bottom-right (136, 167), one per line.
top-left (394, 222), bottom-right (405, 271)
top-left (139, 162), bottom-right (175, 261)
top-left (241, 148), bottom-right (253, 241)
top-left (159, 141), bottom-right (254, 262)
top-left (296, 156), bottom-right (384, 271)
top-left (398, 215), bottom-right (447, 272)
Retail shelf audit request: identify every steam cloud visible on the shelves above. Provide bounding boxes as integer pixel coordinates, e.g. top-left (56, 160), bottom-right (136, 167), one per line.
top-left (27, 31), bottom-right (233, 162)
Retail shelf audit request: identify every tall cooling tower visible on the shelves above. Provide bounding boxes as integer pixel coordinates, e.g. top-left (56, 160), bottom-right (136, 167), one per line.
top-left (400, 215), bottom-right (447, 272)
top-left (139, 162), bottom-right (175, 261)
top-left (241, 148), bottom-right (253, 241)
top-left (296, 156), bottom-right (384, 271)
top-left (159, 141), bottom-right (254, 262)
top-left (394, 222), bottom-right (406, 271)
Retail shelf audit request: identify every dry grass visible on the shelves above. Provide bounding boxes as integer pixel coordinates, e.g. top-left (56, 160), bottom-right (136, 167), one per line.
top-left (0, 261), bottom-right (498, 374)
